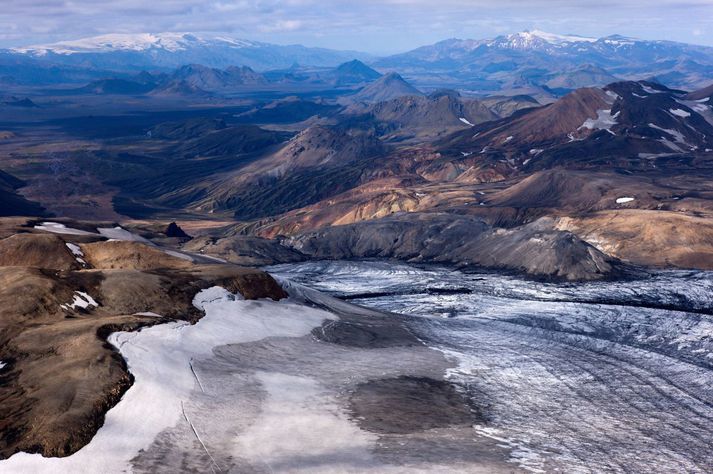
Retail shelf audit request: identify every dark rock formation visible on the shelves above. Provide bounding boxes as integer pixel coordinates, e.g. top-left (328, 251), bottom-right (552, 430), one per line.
top-left (285, 213), bottom-right (626, 281)
top-left (164, 222), bottom-right (190, 239)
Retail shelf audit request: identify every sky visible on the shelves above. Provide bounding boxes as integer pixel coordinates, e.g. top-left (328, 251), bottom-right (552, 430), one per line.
top-left (2, 0), bottom-right (713, 54)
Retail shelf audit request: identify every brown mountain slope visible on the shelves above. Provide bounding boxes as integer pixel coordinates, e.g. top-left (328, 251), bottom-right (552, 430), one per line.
top-left (344, 92), bottom-right (498, 140)
top-left (556, 210), bottom-right (713, 269)
top-left (685, 82), bottom-right (713, 101)
top-left (444, 86), bottom-right (613, 152)
top-left (0, 224), bottom-right (286, 459)
top-left (0, 234), bottom-right (79, 270)
top-left (439, 81), bottom-right (713, 178)
top-left (183, 124), bottom-right (388, 219)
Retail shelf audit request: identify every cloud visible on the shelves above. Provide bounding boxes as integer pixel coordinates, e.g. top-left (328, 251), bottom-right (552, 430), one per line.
top-left (259, 19), bottom-right (303, 33)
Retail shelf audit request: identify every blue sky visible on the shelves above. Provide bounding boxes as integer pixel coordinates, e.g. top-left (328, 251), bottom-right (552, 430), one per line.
top-left (2, 0), bottom-right (713, 54)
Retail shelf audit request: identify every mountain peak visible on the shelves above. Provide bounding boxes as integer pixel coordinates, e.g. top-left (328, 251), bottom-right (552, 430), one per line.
top-left (352, 72), bottom-right (422, 103)
top-left (337, 59), bottom-right (368, 69)
top-left (336, 60), bottom-right (380, 77)
top-left (498, 30), bottom-right (598, 49)
top-left (381, 72), bottom-right (407, 82)
top-left (334, 59), bottom-right (381, 85)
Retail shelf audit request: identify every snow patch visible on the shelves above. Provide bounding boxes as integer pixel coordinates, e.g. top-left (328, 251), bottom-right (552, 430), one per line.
top-left (642, 85), bottom-right (664, 95)
top-left (616, 197), bottom-right (635, 204)
top-left (459, 117), bottom-right (474, 126)
top-left (62, 291), bottom-right (98, 311)
top-left (679, 98), bottom-right (713, 126)
top-left (97, 226), bottom-right (152, 244)
top-left (660, 139), bottom-right (685, 153)
top-left (605, 90), bottom-right (621, 103)
top-left (192, 286), bottom-right (243, 311)
top-left (579, 109), bottom-right (618, 132)
top-left (649, 123), bottom-right (690, 148)
top-left (133, 312), bottom-right (163, 318)
top-left (34, 222), bottom-right (96, 236)
top-left (670, 108), bottom-right (691, 118)
top-left (638, 152), bottom-right (676, 159)
top-left (691, 104), bottom-right (709, 113)
top-left (65, 243), bottom-right (86, 265)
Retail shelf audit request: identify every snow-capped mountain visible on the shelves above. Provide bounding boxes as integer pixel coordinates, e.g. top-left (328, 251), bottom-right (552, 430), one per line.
top-left (376, 31), bottom-right (713, 91)
top-left (13, 33), bottom-right (261, 55)
top-left (441, 80), bottom-right (713, 173)
top-left (380, 30), bottom-right (707, 61)
top-left (8, 32), bottom-right (372, 71)
top-left (491, 30), bottom-right (598, 49)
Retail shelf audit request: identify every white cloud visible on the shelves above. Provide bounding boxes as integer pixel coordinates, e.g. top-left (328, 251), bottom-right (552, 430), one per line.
top-left (259, 19), bottom-right (303, 32)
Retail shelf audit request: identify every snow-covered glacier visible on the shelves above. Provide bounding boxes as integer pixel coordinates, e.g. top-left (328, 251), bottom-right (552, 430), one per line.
top-left (269, 261), bottom-right (713, 473)
top-left (5, 260), bottom-right (713, 473)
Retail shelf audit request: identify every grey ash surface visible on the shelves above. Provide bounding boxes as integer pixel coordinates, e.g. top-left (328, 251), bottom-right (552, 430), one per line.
top-left (129, 281), bottom-right (517, 473)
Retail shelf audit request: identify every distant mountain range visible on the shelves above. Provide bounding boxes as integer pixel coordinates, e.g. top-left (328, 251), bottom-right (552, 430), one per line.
top-left (375, 30), bottom-right (713, 92)
top-left (64, 60), bottom-right (384, 96)
top-left (8, 32), bottom-right (372, 71)
top-left (3, 30), bottom-right (713, 94)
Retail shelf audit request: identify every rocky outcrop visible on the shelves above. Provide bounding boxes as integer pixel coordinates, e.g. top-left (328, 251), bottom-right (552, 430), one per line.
top-left (183, 235), bottom-right (306, 266)
top-left (164, 222), bottom-right (190, 239)
top-left (285, 213), bottom-right (626, 281)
